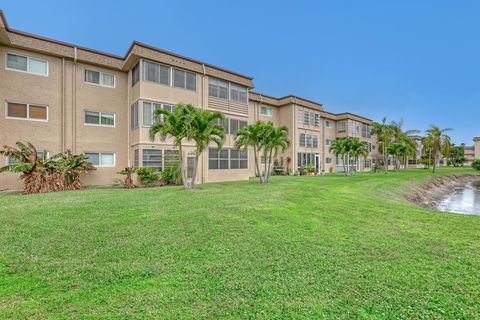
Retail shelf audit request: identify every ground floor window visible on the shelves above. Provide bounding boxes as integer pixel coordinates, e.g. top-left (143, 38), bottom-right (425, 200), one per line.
top-left (140, 149), bottom-right (179, 171)
top-left (85, 152), bottom-right (115, 167)
top-left (7, 151), bottom-right (48, 165)
top-left (408, 159), bottom-right (418, 165)
top-left (208, 148), bottom-right (248, 170)
top-left (326, 157), bottom-right (333, 164)
top-left (364, 158), bottom-right (372, 168)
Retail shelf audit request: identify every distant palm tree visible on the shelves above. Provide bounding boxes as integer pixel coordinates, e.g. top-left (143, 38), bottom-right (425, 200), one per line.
top-left (371, 117), bottom-right (395, 173)
top-left (329, 138), bottom-right (348, 175)
top-left (262, 124), bottom-right (290, 183)
top-left (424, 125), bottom-right (452, 173)
top-left (235, 121), bottom-right (267, 180)
top-left (350, 139), bottom-right (369, 173)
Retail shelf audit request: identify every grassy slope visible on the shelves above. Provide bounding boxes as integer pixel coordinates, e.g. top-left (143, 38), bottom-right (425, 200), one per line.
top-left (0, 168), bottom-right (479, 319)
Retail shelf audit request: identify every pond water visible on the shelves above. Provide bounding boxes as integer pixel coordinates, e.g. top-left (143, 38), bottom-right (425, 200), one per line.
top-left (435, 181), bottom-right (480, 215)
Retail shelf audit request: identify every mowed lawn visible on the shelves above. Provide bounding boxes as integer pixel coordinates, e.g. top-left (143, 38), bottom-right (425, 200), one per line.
top-left (0, 168), bottom-right (479, 319)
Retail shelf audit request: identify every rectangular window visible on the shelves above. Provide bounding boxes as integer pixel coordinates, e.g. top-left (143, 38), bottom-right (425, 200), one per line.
top-left (84, 111), bottom-right (115, 126)
top-left (142, 101), bottom-right (162, 127)
top-left (209, 78), bottom-right (247, 103)
top-left (173, 68), bottom-right (196, 91)
top-left (326, 157), bottom-right (333, 164)
top-left (337, 121), bottom-right (346, 133)
top-left (6, 102), bottom-right (48, 121)
top-left (85, 69), bottom-right (115, 87)
top-left (362, 123), bottom-right (371, 138)
top-left (306, 134), bottom-right (313, 148)
top-left (230, 84), bottom-right (248, 104)
top-left (142, 149), bottom-right (163, 170)
top-left (227, 118), bottom-right (247, 135)
top-left (8, 151), bottom-right (48, 165)
top-left (349, 121), bottom-right (360, 135)
top-left (260, 105), bottom-right (272, 116)
top-left (132, 63), bottom-right (140, 86)
top-left (143, 60), bottom-right (170, 85)
top-left (314, 114), bottom-right (320, 127)
top-left (326, 139), bottom-right (333, 146)
top-left (208, 148), bottom-right (247, 170)
top-left (313, 135), bottom-right (318, 148)
top-left (299, 133), bottom-right (306, 147)
top-left (131, 102), bottom-right (139, 129)
top-left (85, 152), bottom-right (115, 167)
top-left (303, 110), bottom-right (309, 125)
top-left (365, 159), bottom-right (372, 168)
top-left (134, 149), bottom-right (139, 168)
top-left (6, 53), bottom-right (48, 76)
top-left (325, 120), bottom-right (333, 128)
top-left (297, 152), bottom-right (317, 167)
top-left (229, 149), bottom-right (248, 169)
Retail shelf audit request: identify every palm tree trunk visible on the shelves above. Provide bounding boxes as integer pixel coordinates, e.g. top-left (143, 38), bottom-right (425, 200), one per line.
top-left (266, 148), bottom-right (273, 182)
top-left (189, 151), bottom-right (200, 189)
top-left (253, 146), bottom-right (262, 183)
top-left (383, 144), bottom-right (388, 173)
top-left (342, 155), bottom-right (347, 176)
top-left (178, 144), bottom-right (189, 189)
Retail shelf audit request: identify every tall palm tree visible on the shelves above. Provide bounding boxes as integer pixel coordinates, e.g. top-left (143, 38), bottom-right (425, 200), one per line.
top-left (149, 103), bottom-right (196, 189)
top-left (189, 109), bottom-right (225, 188)
top-left (235, 121), bottom-right (267, 181)
top-left (262, 125), bottom-right (290, 183)
top-left (371, 117), bottom-right (395, 173)
top-left (424, 125), bottom-right (453, 173)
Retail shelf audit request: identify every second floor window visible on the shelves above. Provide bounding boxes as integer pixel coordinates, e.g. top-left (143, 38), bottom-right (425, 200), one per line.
top-left (131, 102), bottom-right (139, 129)
top-left (337, 121), bottom-right (346, 133)
top-left (84, 111), bottom-right (115, 127)
top-left (6, 102), bottom-right (48, 121)
top-left (6, 53), bottom-right (48, 76)
top-left (143, 101), bottom-right (174, 127)
top-left (215, 118), bottom-right (247, 135)
top-left (299, 133), bottom-right (318, 148)
top-left (260, 106), bottom-right (272, 116)
top-left (85, 70), bottom-right (115, 87)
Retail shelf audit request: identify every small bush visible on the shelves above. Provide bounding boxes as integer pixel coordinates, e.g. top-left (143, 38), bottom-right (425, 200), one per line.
top-left (136, 167), bottom-right (159, 187)
top-left (162, 161), bottom-right (182, 185)
top-left (472, 160), bottom-right (480, 171)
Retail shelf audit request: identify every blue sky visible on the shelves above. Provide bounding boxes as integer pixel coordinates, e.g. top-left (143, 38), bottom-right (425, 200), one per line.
top-left (2, 0), bottom-right (479, 144)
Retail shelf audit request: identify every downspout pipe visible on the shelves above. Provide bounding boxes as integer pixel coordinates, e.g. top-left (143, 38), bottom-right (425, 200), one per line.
top-left (201, 64), bottom-right (207, 184)
top-left (72, 47), bottom-right (78, 153)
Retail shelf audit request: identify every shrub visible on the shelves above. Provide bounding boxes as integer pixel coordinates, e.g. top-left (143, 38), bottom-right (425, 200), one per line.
top-left (119, 167), bottom-right (136, 188)
top-left (472, 160), bottom-right (480, 171)
top-left (161, 161), bottom-right (182, 185)
top-left (136, 167), bottom-right (159, 187)
top-left (0, 142), bottom-right (95, 194)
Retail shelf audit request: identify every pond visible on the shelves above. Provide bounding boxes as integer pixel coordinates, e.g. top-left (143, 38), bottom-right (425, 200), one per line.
top-left (435, 181), bottom-right (480, 215)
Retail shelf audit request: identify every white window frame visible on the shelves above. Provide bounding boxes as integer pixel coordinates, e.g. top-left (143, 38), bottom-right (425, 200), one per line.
top-left (84, 69), bottom-right (116, 88)
top-left (4, 101), bottom-right (49, 122)
top-left (84, 110), bottom-right (116, 127)
top-left (260, 105), bottom-right (273, 117)
top-left (326, 139), bottom-right (333, 146)
top-left (141, 59), bottom-right (197, 92)
top-left (84, 152), bottom-right (116, 168)
top-left (5, 53), bottom-right (49, 77)
top-left (325, 120), bottom-right (333, 128)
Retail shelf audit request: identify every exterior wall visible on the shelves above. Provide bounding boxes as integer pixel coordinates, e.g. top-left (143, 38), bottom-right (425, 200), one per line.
top-left (0, 45), bottom-right (129, 189)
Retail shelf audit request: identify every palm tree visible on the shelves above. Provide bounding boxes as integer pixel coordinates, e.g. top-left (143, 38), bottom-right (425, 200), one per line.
top-left (349, 139), bottom-right (369, 173)
top-left (329, 138), bottom-right (348, 175)
top-left (235, 121), bottom-right (268, 182)
top-left (371, 117), bottom-right (395, 173)
top-left (262, 125), bottom-right (290, 183)
top-left (149, 103), bottom-right (196, 189)
top-left (189, 109), bottom-right (225, 188)
top-left (424, 125), bottom-right (453, 173)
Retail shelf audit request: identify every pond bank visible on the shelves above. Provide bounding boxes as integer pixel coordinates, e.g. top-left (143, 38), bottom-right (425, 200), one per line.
top-left (406, 174), bottom-right (480, 209)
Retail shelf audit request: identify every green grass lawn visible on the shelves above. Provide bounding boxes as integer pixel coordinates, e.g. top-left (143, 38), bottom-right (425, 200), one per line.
top-left (1, 168), bottom-right (479, 319)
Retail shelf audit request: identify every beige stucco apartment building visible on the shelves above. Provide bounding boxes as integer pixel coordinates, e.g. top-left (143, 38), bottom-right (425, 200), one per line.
top-left (0, 11), bottom-right (376, 190)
